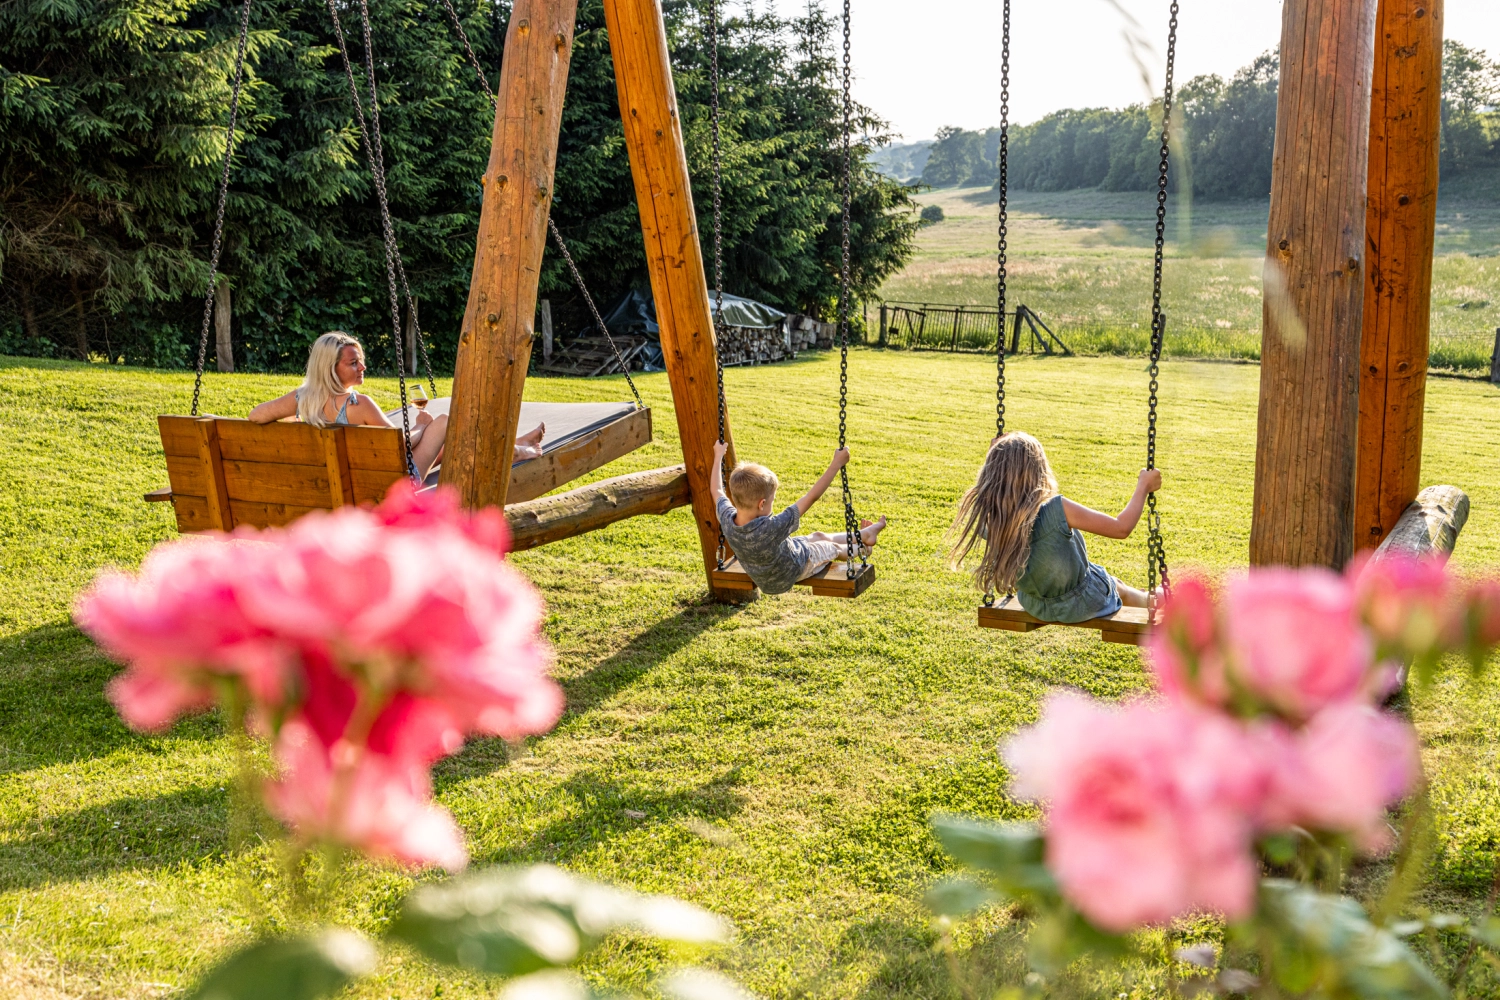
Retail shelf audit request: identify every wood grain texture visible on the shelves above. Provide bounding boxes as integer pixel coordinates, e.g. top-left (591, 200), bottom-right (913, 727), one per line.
top-left (1372, 484), bottom-right (1469, 558)
top-left (710, 558), bottom-right (876, 600)
top-left (1252, 0), bottom-right (1380, 568)
top-left (604, 0), bottom-right (744, 599)
top-left (1355, 0), bottom-right (1444, 552)
top-left (504, 464), bottom-right (691, 552)
top-left (158, 416), bottom-right (202, 458)
top-left (170, 493), bottom-right (215, 532)
top-left (216, 420), bottom-right (324, 465)
top-left (440, 0), bottom-right (579, 510)
top-left (195, 418), bottom-right (233, 530)
top-left (507, 407), bottom-right (652, 504)
top-left (344, 425), bottom-right (408, 471)
top-left (323, 427), bottom-right (355, 507)
top-left (222, 460), bottom-right (331, 507)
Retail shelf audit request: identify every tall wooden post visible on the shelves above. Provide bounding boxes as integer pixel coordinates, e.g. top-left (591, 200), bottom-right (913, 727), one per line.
top-left (440, 0), bottom-right (577, 509)
top-left (1353, 0), bottom-right (1444, 552)
top-left (214, 282), bottom-right (234, 373)
top-left (1250, 0), bottom-right (1379, 568)
top-left (604, 0), bottom-right (743, 599)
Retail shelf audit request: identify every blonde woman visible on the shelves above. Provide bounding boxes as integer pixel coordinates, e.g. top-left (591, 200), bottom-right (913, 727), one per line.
top-left (249, 332), bottom-right (545, 478)
top-left (948, 431), bottom-right (1159, 622)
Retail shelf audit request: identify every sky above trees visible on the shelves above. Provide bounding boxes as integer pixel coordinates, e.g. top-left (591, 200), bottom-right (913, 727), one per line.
top-left (757, 0), bottom-right (1500, 142)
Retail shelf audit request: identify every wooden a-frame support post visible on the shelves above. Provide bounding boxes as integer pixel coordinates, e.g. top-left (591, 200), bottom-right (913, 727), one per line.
top-left (1355, 0), bottom-right (1444, 551)
top-left (440, 0), bottom-right (743, 599)
top-left (1251, 0), bottom-right (1380, 567)
top-left (604, 0), bottom-right (747, 601)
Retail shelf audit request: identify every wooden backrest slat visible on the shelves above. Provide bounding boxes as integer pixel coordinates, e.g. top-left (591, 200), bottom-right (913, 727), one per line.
top-left (164, 453), bottom-right (208, 498)
top-left (222, 460), bottom-right (334, 508)
top-left (158, 416), bottom-right (203, 458)
top-left (344, 425), bottom-right (408, 471)
top-left (350, 467), bottom-right (403, 505)
top-left (217, 420), bottom-right (325, 465)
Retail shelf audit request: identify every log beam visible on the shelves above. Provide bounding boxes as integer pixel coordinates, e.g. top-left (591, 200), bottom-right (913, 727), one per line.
top-left (1251, 0), bottom-right (1380, 568)
top-left (505, 464), bottom-right (691, 552)
top-left (603, 0), bottom-right (745, 600)
top-left (1372, 484), bottom-right (1469, 560)
top-left (440, 0), bottom-right (578, 510)
top-left (1354, 0), bottom-right (1444, 552)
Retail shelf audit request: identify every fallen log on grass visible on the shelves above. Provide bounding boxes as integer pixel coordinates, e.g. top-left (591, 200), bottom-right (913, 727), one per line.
top-left (504, 464), bottom-right (691, 552)
top-left (1372, 485), bottom-right (1470, 561)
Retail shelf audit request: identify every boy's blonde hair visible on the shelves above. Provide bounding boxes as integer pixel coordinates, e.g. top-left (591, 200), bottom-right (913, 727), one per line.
top-left (948, 431), bottom-right (1059, 595)
top-left (728, 462), bottom-right (779, 510)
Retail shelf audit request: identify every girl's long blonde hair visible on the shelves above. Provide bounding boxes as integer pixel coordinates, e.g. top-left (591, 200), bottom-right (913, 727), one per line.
top-left (297, 331), bottom-right (361, 427)
top-left (949, 431), bottom-right (1059, 595)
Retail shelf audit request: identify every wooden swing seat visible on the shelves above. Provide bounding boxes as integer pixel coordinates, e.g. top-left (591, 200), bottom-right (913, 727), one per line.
top-left (710, 556), bottom-right (876, 599)
top-left (147, 405), bottom-right (651, 533)
top-left (977, 596), bottom-right (1151, 646)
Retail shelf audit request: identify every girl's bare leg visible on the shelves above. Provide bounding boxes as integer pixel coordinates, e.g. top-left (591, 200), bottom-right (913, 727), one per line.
top-left (1118, 582), bottom-right (1150, 608)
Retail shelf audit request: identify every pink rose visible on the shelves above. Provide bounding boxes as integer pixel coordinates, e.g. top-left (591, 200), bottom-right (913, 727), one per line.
top-left (1461, 579), bottom-right (1500, 650)
top-left (1259, 703), bottom-right (1419, 851)
top-left (1347, 551), bottom-right (1453, 660)
top-left (266, 720), bottom-right (468, 871)
top-left (1221, 569), bottom-right (1374, 720)
top-left (1005, 691), bottom-right (1263, 931)
top-left (1146, 576), bottom-right (1230, 707)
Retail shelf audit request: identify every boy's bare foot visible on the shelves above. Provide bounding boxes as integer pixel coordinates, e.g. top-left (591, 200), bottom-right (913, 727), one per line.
top-left (859, 516), bottom-right (887, 549)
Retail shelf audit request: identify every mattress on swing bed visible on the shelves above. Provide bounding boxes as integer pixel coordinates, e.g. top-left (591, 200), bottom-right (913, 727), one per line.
top-left (977, 598), bottom-right (1151, 646)
top-left (151, 401), bottom-right (650, 532)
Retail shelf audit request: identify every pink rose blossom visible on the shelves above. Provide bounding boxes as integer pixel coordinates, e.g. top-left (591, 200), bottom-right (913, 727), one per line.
top-left (266, 720), bottom-right (468, 871)
top-left (1005, 691), bottom-right (1264, 931)
top-left (1259, 703), bottom-right (1419, 851)
top-left (1347, 551), bottom-right (1453, 659)
top-left (1461, 579), bottom-right (1500, 649)
top-left (1221, 569), bottom-right (1374, 720)
top-left (1146, 576), bottom-right (1230, 707)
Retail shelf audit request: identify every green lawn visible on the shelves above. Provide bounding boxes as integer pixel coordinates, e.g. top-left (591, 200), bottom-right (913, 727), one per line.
top-left (883, 173), bottom-right (1500, 371)
top-left (5, 351), bottom-right (1500, 998)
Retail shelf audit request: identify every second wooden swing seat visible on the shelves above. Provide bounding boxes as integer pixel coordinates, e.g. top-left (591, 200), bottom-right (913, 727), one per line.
top-left (710, 556), bottom-right (875, 600)
top-left (976, 595), bottom-right (1151, 646)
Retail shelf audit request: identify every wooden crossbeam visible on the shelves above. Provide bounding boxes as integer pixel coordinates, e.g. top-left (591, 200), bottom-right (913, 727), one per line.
top-left (504, 464), bottom-right (690, 552)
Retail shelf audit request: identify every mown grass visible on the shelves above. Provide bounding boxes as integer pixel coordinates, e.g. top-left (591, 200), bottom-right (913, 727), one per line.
top-left (884, 173), bottom-right (1500, 370)
top-left (4, 351), bottom-right (1500, 998)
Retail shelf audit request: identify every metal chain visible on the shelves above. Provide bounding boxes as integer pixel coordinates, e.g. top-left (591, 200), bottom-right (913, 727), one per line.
top-left (994, 0), bottom-right (1009, 439)
top-left (1145, 0), bottom-right (1180, 615)
top-left (837, 0), bottom-right (861, 577)
top-left (708, 0), bottom-right (731, 571)
top-left (438, 0), bottom-right (495, 98)
top-left (548, 218), bottom-right (643, 408)
top-left (326, 0), bottom-right (414, 477)
top-left (191, 0), bottom-right (254, 416)
top-left (982, 0), bottom-right (1011, 608)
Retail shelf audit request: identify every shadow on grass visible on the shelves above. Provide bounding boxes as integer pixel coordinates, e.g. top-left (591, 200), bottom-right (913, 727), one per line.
top-left (0, 785), bottom-right (229, 891)
top-left (0, 624), bottom-right (222, 776)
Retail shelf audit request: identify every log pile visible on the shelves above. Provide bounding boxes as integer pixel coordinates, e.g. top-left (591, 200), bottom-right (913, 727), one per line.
top-left (717, 323), bottom-right (791, 366)
top-left (787, 314), bottom-right (836, 350)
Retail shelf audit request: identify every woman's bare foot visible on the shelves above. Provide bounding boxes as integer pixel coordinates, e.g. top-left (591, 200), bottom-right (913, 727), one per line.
top-left (514, 421), bottom-right (545, 461)
top-left (859, 516), bottom-right (888, 550)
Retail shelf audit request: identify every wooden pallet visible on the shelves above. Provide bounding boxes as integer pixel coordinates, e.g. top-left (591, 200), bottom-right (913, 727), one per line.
top-left (711, 557), bottom-right (876, 599)
top-left (535, 337), bottom-right (647, 377)
top-left (976, 597), bottom-right (1151, 645)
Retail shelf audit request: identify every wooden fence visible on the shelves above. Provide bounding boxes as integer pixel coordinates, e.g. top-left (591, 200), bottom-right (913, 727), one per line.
top-left (877, 301), bottom-right (1070, 355)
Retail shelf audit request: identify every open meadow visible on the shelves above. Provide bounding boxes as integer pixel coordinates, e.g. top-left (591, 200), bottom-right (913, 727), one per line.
top-left (880, 170), bottom-right (1500, 370)
top-left (5, 350), bottom-right (1500, 997)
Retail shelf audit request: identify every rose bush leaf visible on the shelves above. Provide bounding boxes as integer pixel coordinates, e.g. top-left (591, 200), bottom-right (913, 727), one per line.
top-left (923, 875), bottom-right (1001, 919)
top-left (930, 815), bottom-right (1057, 899)
top-left (184, 930), bottom-right (376, 1000)
top-left (388, 865), bottom-right (732, 975)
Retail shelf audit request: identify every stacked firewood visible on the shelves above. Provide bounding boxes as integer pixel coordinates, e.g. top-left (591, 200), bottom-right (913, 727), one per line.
top-left (717, 323), bottom-right (792, 366)
top-left (787, 315), bottom-right (836, 350)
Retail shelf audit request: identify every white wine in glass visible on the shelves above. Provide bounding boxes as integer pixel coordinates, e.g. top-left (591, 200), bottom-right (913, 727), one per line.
top-left (411, 384), bottom-right (429, 410)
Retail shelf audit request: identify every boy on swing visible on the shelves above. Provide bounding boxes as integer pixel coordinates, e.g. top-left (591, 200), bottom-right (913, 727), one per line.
top-left (711, 441), bottom-right (888, 595)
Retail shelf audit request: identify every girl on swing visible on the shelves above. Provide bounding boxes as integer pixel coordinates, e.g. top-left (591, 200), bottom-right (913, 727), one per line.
top-left (949, 431), bottom-right (1161, 622)
top-left (249, 331), bottom-right (545, 478)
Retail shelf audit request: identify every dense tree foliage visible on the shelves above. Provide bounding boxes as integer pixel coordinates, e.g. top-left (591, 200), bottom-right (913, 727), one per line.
top-left (920, 43), bottom-right (1498, 198)
top-left (0, 0), bottom-right (916, 368)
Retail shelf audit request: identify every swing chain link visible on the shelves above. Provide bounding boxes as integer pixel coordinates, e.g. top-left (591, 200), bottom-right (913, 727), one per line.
top-left (837, 0), bottom-right (862, 577)
top-left (326, 0), bottom-right (415, 478)
top-left (1145, 0), bottom-right (1180, 618)
top-left (548, 218), bottom-right (644, 409)
top-left (708, 0), bottom-right (731, 571)
top-left (994, 0), bottom-right (1009, 438)
top-left (191, 0), bottom-right (254, 417)
top-left (438, 0), bottom-right (495, 101)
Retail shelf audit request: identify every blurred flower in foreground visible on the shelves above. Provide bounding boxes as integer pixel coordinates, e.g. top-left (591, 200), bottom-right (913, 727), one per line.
top-left (76, 482), bottom-right (560, 869)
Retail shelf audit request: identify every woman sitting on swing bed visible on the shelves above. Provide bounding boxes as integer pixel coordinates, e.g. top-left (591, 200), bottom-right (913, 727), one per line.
top-left (249, 331), bottom-right (545, 478)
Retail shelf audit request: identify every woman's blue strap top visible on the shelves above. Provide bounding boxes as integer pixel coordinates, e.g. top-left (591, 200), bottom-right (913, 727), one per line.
top-left (294, 388), bottom-right (357, 425)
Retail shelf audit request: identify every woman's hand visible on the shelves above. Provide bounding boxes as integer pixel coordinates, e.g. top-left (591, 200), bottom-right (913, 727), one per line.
top-left (1139, 468), bottom-right (1163, 494)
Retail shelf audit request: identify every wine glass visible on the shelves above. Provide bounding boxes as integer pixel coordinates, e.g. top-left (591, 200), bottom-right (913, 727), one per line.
top-left (411, 384), bottom-right (429, 410)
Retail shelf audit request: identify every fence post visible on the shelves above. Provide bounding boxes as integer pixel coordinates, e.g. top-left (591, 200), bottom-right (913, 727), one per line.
top-left (879, 303), bottom-right (887, 347)
top-left (951, 306), bottom-right (962, 352)
top-left (1491, 328), bottom-right (1500, 384)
